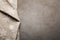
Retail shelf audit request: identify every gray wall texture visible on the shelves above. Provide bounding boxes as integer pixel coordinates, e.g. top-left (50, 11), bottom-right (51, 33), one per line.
top-left (18, 0), bottom-right (60, 40)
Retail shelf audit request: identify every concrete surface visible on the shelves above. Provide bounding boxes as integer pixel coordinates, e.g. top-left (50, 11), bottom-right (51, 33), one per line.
top-left (18, 0), bottom-right (60, 40)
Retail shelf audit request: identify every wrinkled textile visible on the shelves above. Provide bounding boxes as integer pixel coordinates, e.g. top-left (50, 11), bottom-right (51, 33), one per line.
top-left (0, 0), bottom-right (20, 40)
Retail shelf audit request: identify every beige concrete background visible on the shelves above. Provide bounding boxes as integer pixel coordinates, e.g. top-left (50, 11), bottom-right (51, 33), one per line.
top-left (18, 0), bottom-right (60, 40)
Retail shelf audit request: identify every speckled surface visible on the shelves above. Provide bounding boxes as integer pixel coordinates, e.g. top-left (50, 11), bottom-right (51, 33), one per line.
top-left (0, 0), bottom-right (20, 40)
top-left (0, 12), bottom-right (20, 40)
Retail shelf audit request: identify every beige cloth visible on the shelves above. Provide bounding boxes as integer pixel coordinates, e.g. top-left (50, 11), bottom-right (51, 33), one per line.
top-left (0, 0), bottom-right (20, 40)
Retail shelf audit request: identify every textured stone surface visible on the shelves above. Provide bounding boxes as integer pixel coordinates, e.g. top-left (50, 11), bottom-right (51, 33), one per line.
top-left (18, 0), bottom-right (60, 40)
